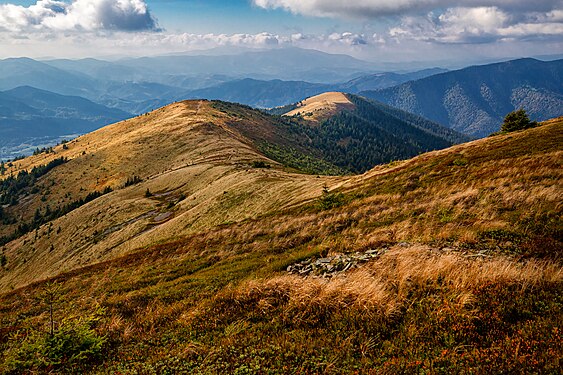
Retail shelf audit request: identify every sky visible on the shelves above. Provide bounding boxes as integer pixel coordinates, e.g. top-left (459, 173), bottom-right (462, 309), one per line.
top-left (0, 0), bottom-right (562, 64)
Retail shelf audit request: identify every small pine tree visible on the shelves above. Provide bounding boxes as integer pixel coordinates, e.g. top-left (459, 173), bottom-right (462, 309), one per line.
top-left (4, 282), bottom-right (106, 372)
top-left (501, 108), bottom-right (538, 132)
top-left (144, 188), bottom-right (152, 197)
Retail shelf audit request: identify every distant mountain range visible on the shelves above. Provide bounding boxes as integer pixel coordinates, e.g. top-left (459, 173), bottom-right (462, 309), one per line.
top-left (38, 48), bottom-right (377, 85)
top-left (0, 52), bottom-right (561, 159)
top-left (182, 69), bottom-right (448, 109)
top-left (0, 57), bottom-right (99, 98)
top-left (0, 50), bottom-right (447, 114)
top-left (0, 49), bottom-right (453, 160)
top-left (361, 58), bottom-right (563, 137)
top-left (0, 86), bottom-right (131, 159)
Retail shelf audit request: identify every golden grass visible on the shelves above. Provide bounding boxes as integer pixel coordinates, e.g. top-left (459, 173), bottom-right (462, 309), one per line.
top-left (0, 113), bottom-right (561, 295)
top-left (0, 101), bottom-right (344, 291)
top-left (284, 92), bottom-right (355, 122)
top-left (225, 245), bottom-right (563, 321)
top-left (0, 118), bottom-right (560, 373)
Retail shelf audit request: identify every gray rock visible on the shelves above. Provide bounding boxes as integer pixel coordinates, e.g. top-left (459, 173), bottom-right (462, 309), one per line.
top-left (285, 247), bottom-right (388, 277)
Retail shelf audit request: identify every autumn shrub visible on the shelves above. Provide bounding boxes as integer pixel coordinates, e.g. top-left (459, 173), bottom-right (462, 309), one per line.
top-left (3, 310), bottom-right (106, 373)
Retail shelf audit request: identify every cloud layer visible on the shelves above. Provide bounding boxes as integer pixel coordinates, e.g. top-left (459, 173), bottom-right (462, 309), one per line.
top-left (390, 6), bottom-right (563, 43)
top-left (113, 31), bottom-right (372, 50)
top-left (253, 0), bottom-right (562, 18)
top-left (0, 0), bottom-right (560, 62)
top-left (254, 0), bottom-right (563, 43)
top-left (0, 0), bottom-right (158, 32)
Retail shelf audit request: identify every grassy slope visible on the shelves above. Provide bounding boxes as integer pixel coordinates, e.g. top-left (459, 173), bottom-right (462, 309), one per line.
top-left (274, 92), bottom-right (468, 174)
top-left (0, 100), bottom-right (343, 291)
top-left (0, 118), bottom-right (561, 373)
top-left (284, 92), bottom-right (356, 122)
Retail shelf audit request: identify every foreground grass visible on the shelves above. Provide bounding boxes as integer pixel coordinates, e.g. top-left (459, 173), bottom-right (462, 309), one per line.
top-left (0, 120), bottom-right (562, 373)
top-left (1, 244), bottom-right (561, 374)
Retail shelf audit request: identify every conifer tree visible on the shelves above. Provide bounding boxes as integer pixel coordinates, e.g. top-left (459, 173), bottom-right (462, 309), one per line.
top-left (501, 109), bottom-right (537, 132)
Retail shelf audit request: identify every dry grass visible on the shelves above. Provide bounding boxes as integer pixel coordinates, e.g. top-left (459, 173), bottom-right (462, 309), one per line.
top-left (0, 224), bottom-right (561, 372)
top-left (0, 101), bottom-right (343, 291)
top-left (0, 115), bottom-right (561, 373)
top-left (284, 92), bottom-right (355, 123)
top-left (222, 245), bottom-right (563, 322)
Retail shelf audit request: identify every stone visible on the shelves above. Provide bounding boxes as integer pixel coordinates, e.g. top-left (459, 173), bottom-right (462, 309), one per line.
top-left (286, 247), bottom-right (390, 277)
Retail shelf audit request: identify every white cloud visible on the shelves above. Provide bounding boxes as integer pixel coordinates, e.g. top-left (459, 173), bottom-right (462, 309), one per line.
top-left (0, 0), bottom-right (158, 32)
top-left (122, 31), bottom-right (374, 50)
top-left (390, 6), bottom-right (563, 43)
top-left (328, 32), bottom-right (367, 45)
top-left (253, 0), bottom-right (563, 44)
top-left (157, 32), bottom-right (282, 48)
top-left (253, 0), bottom-right (563, 18)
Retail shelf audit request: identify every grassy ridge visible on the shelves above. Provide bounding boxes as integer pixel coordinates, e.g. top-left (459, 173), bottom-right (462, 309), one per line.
top-left (0, 100), bottom-right (340, 291)
top-left (0, 119), bottom-right (561, 373)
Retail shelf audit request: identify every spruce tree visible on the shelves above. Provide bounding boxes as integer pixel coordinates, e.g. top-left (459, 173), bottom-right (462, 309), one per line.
top-left (501, 109), bottom-right (538, 132)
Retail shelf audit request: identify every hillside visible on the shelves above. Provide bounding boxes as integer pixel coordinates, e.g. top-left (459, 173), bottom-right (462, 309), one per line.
top-left (361, 58), bottom-right (563, 137)
top-left (280, 93), bottom-right (469, 172)
top-left (0, 99), bottom-right (348, 291)
top-left (339, 68), bottom-right (448, 92)
top-left (0, 117), bottom-right (561, 373)
top-left (0, 96), bottom-right (470, 291)
top-left (284, 92), bottom-right (356, 121)
top-left (0, 87), bottom-right (132, 160)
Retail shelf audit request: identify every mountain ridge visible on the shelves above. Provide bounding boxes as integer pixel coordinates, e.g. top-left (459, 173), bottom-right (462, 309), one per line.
top-left (0, 114), bottom-right (560, 373)
top-left (0, 96), bottom-right (467, 289)
top-left (361, 58), bottom-right (563, 137)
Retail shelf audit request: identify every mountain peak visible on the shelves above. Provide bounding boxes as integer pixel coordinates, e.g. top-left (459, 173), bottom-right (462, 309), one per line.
top-left (284, 92), bottom-right (355, 122)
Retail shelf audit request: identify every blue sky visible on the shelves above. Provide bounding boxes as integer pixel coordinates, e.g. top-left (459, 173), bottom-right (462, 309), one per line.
top-left (153, 1), bottom-right (337, 34)
top-left (0, 0), bottom-right (561, 63)
top-left (4, 0), bottom-right (348, 34)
